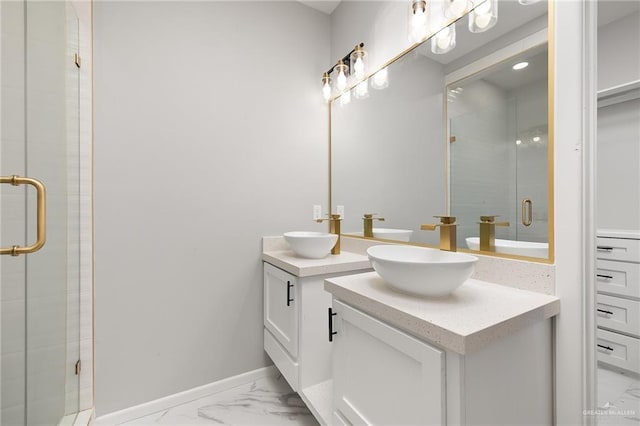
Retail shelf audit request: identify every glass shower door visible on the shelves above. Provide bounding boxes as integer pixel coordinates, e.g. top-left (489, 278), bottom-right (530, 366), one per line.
top-left (1, 1), bottom-right (81, 424)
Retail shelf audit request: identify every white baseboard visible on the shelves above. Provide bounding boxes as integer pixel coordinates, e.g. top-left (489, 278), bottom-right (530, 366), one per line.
top-left (93, 365), bottom-right (277, 425)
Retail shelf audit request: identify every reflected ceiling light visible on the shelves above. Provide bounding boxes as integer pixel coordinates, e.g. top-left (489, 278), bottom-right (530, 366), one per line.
top-left (512, 61), bottom-right (529, 70)
top-left (533, 136), bottom-right (541, 142)
top-left (321, 72), bottom-right (332, 102)
top-left (516, 139), bottom-right (522, 145)
top-left (409, 0), bottom-right (429, 42)
top-left (432, 24), bottom-right (456, 54)
top-left (469, 0), bottom-right (498, 33)
top-left (321, 43), bottom-right (367, 102)
top-left (518, 0), bottom-right (540, 4)
top-left (372, 67), bottom-right (389, 90)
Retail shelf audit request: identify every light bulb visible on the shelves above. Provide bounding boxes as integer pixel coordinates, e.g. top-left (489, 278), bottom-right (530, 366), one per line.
top-left (336, 70), bottom-right (347, 91)
top-left (339, 90), bottom-right (351, 106)
top-left (355, 80), bottom-right (368, 99)
top-left (354, 57), bottom-right (364, 78)
top-left (410, 2), bottom-right (428, 42)
top-left (448, 0), bottom-right (468, 18)
top-left (372, 67), bottom-right (388, 89)
top-left (432, 24), bottom-right (456, 54)
top-left (322, 82), bottom-right (332, 101)
top-left (474, 13), bottom-right (491, 29)
top-left (436, 27), bottom-right (451, 49)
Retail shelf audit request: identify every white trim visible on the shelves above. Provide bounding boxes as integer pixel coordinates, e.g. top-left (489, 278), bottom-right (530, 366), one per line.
top-left (445, 28), bottom-right (548, 85)
top-left (93, 366), bottom-right (277, 425)
top-left (582, 0), bottom-right (598, 422)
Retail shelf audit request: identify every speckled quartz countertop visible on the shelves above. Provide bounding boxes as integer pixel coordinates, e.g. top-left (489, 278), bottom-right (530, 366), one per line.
top-left (325, 272), bottom-right (560, 355)
top-left (262, 250), bottom-right (371, 278)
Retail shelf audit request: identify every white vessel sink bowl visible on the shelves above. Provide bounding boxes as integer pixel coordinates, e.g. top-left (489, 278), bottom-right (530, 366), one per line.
top-left (372, 228), bottom-right (413, 242)
top-left (465, 237), bottom-right (548, 258)
top-left (367, 245), bottom-right (478, 297)
top-left (284, 231), bottom-right (338, 259)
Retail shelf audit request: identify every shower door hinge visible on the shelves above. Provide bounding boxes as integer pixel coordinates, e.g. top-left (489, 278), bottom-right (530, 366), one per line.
top-left (75, 359), bottom-right (81, 375)
top-left (74, 53), bottom-right (81, 68)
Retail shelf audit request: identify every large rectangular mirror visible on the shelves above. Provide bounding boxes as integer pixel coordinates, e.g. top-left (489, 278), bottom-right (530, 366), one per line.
top-left (330, 0), bottom-right (553, 261)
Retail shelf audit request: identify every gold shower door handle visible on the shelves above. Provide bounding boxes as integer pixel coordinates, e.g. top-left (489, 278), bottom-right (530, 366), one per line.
top-left (521, 198), bottom-right (532, 227)
top-left (1, 175), bottom-right (46, 256)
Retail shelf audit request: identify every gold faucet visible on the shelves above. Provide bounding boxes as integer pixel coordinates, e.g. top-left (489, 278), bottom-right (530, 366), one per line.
top-left (316, 214), bottom-right (342, 254)
top-left (478, 215), bottom-right (510, 252)
top-left (420, 216), bottom-right (457, 252)
top-left (363, 213), bottom-right (385, 238)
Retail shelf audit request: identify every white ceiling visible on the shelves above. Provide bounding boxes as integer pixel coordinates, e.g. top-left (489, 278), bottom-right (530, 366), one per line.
top-left (598, 0), bottom-right (640, 26)
top-left (297, 0), bottom-right (342, 15)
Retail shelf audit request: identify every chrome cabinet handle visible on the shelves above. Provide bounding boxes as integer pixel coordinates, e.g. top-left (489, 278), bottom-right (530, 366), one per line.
top-left (521, 198), bottom-right (532, 227)
top-left (1, 175), bottom-right (46, 256)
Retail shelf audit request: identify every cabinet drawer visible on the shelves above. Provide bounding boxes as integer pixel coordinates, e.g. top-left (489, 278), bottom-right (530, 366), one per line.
top-left (596, 237), bottom-right (640, 263)
top-left (597, 329), bottom-right (640, 374)
top-left (597, 294), bottom-right (640, 337)
top-left (596, 259), bottom-right (640, 300)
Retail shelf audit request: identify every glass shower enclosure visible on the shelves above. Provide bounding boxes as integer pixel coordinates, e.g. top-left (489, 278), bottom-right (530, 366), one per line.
top-left (1, 1), bottom-right (83, 424)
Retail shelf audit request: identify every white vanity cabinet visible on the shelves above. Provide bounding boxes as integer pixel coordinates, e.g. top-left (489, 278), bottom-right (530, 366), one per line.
top-left (596, 231), bottom-right (640, 373)
top-left (262, 243), bottom-right (371, 424)
top-left (326, 272), bottom-right (560, 426)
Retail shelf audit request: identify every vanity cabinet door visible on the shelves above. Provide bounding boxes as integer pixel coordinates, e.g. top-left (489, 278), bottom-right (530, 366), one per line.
top-left (264, 263), bottom-right (298, 358)
top-left (332, 300), bottom-right (445, 426)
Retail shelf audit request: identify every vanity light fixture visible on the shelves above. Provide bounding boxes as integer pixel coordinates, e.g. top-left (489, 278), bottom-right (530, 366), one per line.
top-left (321, 43), bottom-right (366, 101)
top-left (409, 0), bottom-right (429, 42)
top-left (512, 61), bottom-right (529, 70)
top-left (468, 0), bottom-right (498, 33)
top-left (322, 72), bottom-right (332, 102)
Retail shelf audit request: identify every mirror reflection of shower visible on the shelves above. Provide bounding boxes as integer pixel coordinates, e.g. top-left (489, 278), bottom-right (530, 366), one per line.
top-left (448, 44), bottom-right (549, 258)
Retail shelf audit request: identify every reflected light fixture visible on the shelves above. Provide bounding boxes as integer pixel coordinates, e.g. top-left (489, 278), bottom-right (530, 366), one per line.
top-left (468, 0), bottom-right (498, 33)
top-left (355, 80), bottom-right (369, 99)
top-left (432, 24), bottom-right (456, 54)
top-left (447, 0), bottom-right (470, 18)
top-left (512, 61), bottom-right (529, 70)
top-left (518, 0), bottom-right (540, 4)
top-left (409, 0), bottom-right (429, 42)
top-left (321, 43), bottom-right (367, 102)
top-left (339, 89), bottom-right (351, 106)
top-left (371, 67), bottom-right (389, 90)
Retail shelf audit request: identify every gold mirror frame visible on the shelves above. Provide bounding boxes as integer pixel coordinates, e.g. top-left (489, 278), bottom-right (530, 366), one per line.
top-left (329, 1), bottom-right (554, 264)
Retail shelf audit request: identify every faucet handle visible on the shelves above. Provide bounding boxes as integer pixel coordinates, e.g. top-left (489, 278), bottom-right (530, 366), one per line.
top-left (363, 213), bottom-right (385, 221)
top-left (478, 215), bottom-right (510, 226)
top-left (434, 215), bottom-right (456, 225)
top-left (330, 214), bottom-right (342, 221)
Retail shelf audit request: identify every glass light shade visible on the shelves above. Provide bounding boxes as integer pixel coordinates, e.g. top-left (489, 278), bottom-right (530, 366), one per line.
top-left (339, 90), bottom-right (351, 106)
top-left (321, 73), bottom-right (332, 102)
top-left (350, 45), bottom-right (368, 80)
top-left (334, 60), bottom-right (349, 91)
top-left (431, 24), bottom-right (456, 54)
top-left (408, 0), bottom-right (429, 42)
top-left (371, 67), bottom-right (389, 90)
top-left (355, 80), bottom-right (369, 99)
top-left (446, 0), bottom-right (470, 18)
top-left (468, 0), bottom-right (498, 33)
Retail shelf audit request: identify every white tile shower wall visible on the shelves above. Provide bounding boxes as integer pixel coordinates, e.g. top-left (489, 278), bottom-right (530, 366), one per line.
top-left (93, 1), bottom-right (329, 416)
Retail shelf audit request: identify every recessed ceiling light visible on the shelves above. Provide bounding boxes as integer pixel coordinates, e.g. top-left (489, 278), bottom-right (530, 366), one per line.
top-left (516, 139), bottom-right (522, 145)
top-left (512, 62), bottom-right (529, 70)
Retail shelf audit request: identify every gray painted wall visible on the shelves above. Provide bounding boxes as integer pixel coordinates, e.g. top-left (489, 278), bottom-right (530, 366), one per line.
top-left (93, 1), bottom-right (329, 415)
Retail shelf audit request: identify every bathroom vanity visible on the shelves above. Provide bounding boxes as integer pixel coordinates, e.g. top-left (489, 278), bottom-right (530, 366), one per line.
top-left (262, 237), bottom-right (371, 422)
top-left (263, 236), bottom-right (560, 425)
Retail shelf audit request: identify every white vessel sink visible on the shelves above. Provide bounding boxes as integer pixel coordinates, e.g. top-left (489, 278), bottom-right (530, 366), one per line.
top-left (372, 228), bottom-right (413, 242)
top-left (465, 237), bottom-right (548, 258)
top-left (367, 245), bottom-right (478, 297)
top-left (284, 231), bottom-right (338, 259)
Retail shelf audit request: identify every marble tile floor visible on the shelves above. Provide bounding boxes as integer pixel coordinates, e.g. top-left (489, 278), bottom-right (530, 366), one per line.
top-left (120, 374), bottom-right (319, 425)
top-left (597, 365), bottom-right (640, 425)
